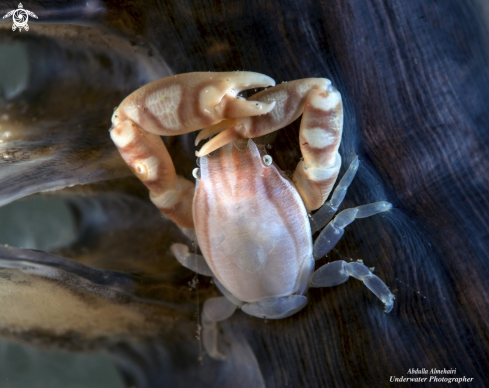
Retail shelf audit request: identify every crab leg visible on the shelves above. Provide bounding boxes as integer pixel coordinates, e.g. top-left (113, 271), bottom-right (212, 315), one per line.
top-left (293, 87), bottom-right (343, 211)
top-left (310, 260), bottom-right (395, 313)
top-left (313, 201), bottom-right (392, 259)
top-left (110, 121), bottom-right (195, 229)
top-left (308, 158), bottom-right (394, 312)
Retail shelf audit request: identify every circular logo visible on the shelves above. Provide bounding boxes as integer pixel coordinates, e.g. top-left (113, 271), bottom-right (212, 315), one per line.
top-left (12, 9), bottom-right (29, 29)
top-left (2, 3), bottom-right (38, 32)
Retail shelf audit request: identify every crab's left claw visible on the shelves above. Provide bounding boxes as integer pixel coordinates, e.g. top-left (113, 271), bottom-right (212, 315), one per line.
top-left (111, 71), bottom-right (276, 137)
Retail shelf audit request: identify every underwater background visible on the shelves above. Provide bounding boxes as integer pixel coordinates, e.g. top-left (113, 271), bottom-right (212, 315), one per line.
top-left (0, 0), bottom-right (489, 387)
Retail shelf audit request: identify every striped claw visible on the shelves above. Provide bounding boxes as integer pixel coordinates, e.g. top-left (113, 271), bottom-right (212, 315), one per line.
top-left (195, 78), bottom-right (335, 157)
top-left (111, 71), bottom-right (276, 137)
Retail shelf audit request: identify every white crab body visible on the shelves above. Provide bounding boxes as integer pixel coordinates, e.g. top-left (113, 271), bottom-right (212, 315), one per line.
top-left (194, 141), bottom-right (312, 303)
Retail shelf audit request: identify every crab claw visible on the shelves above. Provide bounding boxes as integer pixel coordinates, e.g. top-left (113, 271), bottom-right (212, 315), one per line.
top-left (111, 71), bottom-right (276, 137)
top-left (196, 78), bottom-right (333, 157)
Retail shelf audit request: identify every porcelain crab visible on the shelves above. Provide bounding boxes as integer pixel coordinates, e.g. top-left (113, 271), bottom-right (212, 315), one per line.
top-left (110, 72), bottom-right (394, 359)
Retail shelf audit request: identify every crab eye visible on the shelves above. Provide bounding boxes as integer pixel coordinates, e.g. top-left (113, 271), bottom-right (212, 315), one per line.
top-left (262, 155), bottom-right (272, 166)
top-left (192, 168), bottom-right (201, 179)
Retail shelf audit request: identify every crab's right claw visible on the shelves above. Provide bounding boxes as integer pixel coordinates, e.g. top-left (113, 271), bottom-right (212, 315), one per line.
top-left (111, 72), bottom-right (276, 137)
top-left (195, 78), bottom-right (335, 157)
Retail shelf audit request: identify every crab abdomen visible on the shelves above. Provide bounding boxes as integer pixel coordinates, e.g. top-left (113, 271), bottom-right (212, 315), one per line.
top-left (194, 141), bottom-right (312, 303)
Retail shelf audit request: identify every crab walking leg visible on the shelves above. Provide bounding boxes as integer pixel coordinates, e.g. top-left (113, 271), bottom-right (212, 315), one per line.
top-left (170, 243), bottom-right (213, 276)
top-left (310, 156), bottom-right (359, 234)
top-left (110, 120), bottom-right (195, 229)
top-left (202, 296), bottom-right (238, 359)
top-left (313, 201), bottom-right (392, 260)
top-left (310, 261), bottom-right (395, 313)
top-left (111, 72), bottom-right (276, 137)
top-left (293, 87), bottom-right (344, 211)
top-left (196, 78), bottom-right (334, 156)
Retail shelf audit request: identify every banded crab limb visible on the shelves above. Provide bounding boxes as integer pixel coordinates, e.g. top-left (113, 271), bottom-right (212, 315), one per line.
top-left (292, 86), bottom-right (343, 211)
top-left (111, 72), bottom-right (276, 138)
top-left (110, 121), bottom-right (195, 229)
top-left (310, 261), bottom-right (395, 313)
top-left (195, 78), bottom-right (335, 156)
